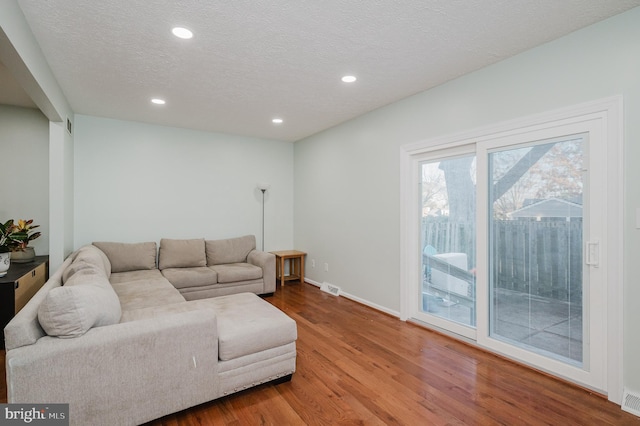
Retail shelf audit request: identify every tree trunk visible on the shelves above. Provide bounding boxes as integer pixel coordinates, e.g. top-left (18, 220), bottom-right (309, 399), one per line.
top-left (440, 157), bottom-right (475, 223)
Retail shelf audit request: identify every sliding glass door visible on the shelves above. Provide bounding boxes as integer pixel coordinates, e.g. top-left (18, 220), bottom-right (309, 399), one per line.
top-left (420, 154), bottom-right (476, 329)
top-left (488, 136), bottom-right (585, 366)
top-left (405, 111), bottom-right (613, 392)
top-left (474, 122), bottom-right (607, 390)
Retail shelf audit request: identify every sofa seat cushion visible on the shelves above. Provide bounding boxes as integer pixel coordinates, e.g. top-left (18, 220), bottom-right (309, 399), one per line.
top-left (110, 269), bottom-right (164, 284)
top-left (209, 263), bottom-right (262, 284)
top-left (206, 293), bottom-right (297, 361)
top-left (178, 280), bottom-right (264, 301)
top-left (161, 267), bottom-right (218, 289)
top-left (111, 278), bottom-right (185, 312)
top-left (119, 300), bottom-right (212, 323)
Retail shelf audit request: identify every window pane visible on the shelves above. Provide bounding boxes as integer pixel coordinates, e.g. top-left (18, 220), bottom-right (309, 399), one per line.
top-left (421, 155), bottom-right (476, 327)
top-left (489, 137), bottom-right (584, 365)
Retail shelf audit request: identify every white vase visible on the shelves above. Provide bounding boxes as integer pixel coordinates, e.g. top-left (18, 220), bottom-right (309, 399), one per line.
top-left (0, 252), bottom-right (10, 277)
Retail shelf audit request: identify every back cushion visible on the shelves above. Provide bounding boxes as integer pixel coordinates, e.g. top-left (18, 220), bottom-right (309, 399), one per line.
top-left (92, 241), bottom-right (157, 273)
top-left (63, 245), bottom-right (112, 282)
top-left (62, 260), bottom-right (106, 284)
top-left (62, 259), bottom-right (101, 284)
top-left (158, 238), bottom-right (206, 270)
top-left (38, 272), bottom-right (122, 338)
top-left (92, 246), bottom-right (112, 278)
top-left (206, 235), bottom-right (256, 265)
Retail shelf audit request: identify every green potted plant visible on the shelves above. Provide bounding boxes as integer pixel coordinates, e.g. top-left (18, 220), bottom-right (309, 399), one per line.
top-left (10, 219), bottom-right (41, 264)
top-left (0, 220), bottom-right (29, 276)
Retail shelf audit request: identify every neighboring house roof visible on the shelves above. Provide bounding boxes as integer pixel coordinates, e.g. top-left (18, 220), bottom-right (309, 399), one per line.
top-left (508, 198), bottom-right (583, 218)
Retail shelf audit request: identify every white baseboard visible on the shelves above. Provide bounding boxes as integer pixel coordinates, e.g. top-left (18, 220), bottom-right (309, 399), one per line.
top-left (305, 278), bottom-right (322, 287)
top-left (304, 279), bottom-right (400, 318)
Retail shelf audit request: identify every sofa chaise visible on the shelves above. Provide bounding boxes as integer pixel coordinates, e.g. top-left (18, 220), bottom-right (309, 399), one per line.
top-left (4, 237), bottom-right (296, 426)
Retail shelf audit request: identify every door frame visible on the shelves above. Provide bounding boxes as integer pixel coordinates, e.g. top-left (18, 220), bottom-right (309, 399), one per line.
top-left (399, 96), bottom-right (623, 403)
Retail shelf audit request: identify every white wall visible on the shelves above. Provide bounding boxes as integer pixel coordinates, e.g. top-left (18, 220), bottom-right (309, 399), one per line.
top-left (48, 120), bottom-right (74, 269)
top-left (0, 105), bottom-right (49, 256)
top-left (1, 0), bottom-right (75, 270)
top-left (74, 115), bottom-right (293, 250)
top-left (294, 7), bottom-right (640, 393)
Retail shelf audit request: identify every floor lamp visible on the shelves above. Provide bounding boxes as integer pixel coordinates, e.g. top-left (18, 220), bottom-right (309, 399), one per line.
top-left (257, 183), bottom-right (270, 251)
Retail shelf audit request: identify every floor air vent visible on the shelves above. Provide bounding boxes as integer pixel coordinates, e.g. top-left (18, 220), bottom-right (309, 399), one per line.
top-left (622, 389), bottom-right (640, 417)
top-left (320, 282), bottom-right (341, 296)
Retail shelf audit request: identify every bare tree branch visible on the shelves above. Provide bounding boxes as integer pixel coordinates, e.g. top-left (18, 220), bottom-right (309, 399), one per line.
top-left (492, 144), bottom-right (554, 202)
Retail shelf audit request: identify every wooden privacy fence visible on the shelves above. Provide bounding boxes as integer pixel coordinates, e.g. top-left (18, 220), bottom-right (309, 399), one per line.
top-left (422, 220), bottom-right (476, 270)
top-left (422, 219), bottom-right (583, 303)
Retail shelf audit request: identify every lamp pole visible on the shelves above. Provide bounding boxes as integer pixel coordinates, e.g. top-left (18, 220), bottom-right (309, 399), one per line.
top-left (257, 183), bottom-right (270, 251)
top-left (260, 188), bottom-right (266, 251)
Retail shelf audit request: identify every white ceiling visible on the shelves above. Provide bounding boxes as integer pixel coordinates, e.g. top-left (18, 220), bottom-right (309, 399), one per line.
top-left (11, 1), bottom-right (640, 142)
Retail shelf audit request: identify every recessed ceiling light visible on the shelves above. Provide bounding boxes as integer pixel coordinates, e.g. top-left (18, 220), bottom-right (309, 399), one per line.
top-left (172, 27), bottom-right (193, 39)
top-left (151, 98), bottom-right (166, 105)
top-left (272, 118), bottom-right (283, 124)
top-left (341, 75), bottom-right (357, 83)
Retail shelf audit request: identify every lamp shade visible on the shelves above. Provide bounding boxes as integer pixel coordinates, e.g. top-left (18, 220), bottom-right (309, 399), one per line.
top-left (257, 182), bottom-right (271, 191)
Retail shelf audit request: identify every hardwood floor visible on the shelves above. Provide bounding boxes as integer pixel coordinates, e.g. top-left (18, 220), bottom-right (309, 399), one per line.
top-left (2, 283), bottom-right (638, 425)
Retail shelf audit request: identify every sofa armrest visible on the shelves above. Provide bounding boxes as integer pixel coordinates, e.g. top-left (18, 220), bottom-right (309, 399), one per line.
top-left (247, 250), bottom-right (275, 293)
top-left (6, 310), bottom-right (220, 426)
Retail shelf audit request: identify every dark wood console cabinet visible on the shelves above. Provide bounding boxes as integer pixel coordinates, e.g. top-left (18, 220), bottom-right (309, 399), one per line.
top-left (0, 255), bottom-right (49, 349)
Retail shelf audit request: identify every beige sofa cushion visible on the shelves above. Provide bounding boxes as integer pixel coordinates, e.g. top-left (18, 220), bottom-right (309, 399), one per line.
top-left (109, 269), bottom-right (164, 284)
top-left (38, 271), bottom-right (121, 338)
top-left (93, 241), bottom-right (157, 273)
top-left (93, 246), bottom-right (112, 278)
top-left (111, 278), bottom-right (185, 312)
top-left (62, 259), bottom-right (100, 283)
top-left (206, 293), bottom-right (297, 361)
top-left (62, 245), bottom-right (112, 283)
top-left (63, 265), bottom-right (105, 285)
top-left (209, 263), bottom-right (262, 283)
top-left (161, 267), bottom-right (218, 289)
top-left (206, 235), bottom-right (256, 265)
top-left (158, 238), bottom-right (206, 269)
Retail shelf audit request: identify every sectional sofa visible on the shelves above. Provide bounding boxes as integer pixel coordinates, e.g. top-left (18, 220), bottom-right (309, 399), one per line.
top-left (4, 236), bottom-right (297, 426)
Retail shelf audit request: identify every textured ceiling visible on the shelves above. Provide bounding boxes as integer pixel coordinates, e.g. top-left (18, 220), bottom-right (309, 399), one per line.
top-left (13, 1), bottom-right (640, 142)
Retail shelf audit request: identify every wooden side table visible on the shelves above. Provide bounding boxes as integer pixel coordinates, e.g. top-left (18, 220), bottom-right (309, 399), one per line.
top-left (0, 255), bottom-right (49, 349)
top-left (270, 250), bottom-right (306, 287)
